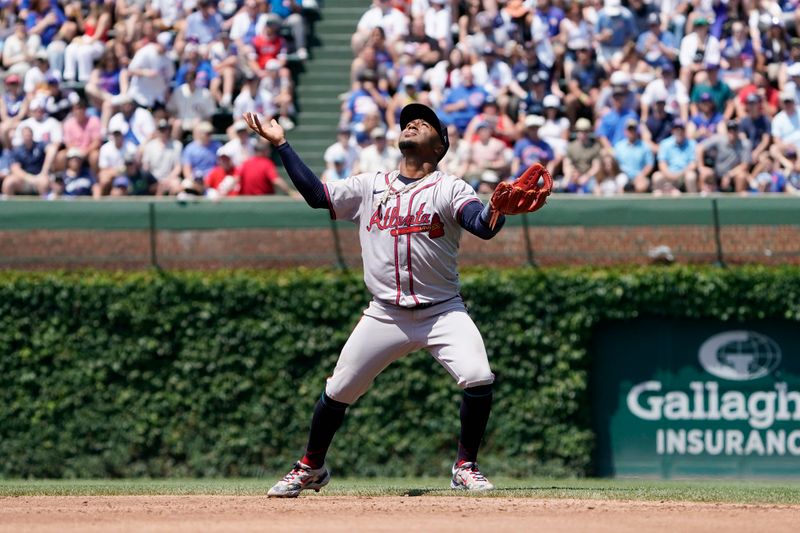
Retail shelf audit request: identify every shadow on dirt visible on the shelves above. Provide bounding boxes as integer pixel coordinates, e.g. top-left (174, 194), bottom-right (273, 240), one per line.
top-left (402, 487), bottom-right (634, 497)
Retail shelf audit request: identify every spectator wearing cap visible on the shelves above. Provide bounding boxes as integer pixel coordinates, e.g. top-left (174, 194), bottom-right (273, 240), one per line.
top-left (613, 119), bottom-right (653, 192)
top-left (353, 127), bottom-right (400, 174)
top-left (594, 0), bottom-right (637, 70)
top-left (596, 86), bottom-right (639, 151)
top-left (636, 13), bottom-right (678, 67)
top-left (205, 145), bottom-right (241, 197)
top-left (386, 75), bottom-right (422, 131)
top-left (771, 91), bottom-right (800, 153)
top-left (736, 72), bottom-right (779, 119)
top-left (142, 119), bottom-right (184, 195)
top-left (641, 94), bottom-right (676, 153)
top-left (564, 39), bottom-right (606, 125)
top-left (62, 1), bottom-right (111, 83)
top-left (250, 15), bottom-right (288, 75)
top-left (324, 126), bottom-right (359, 177)
top-left (539, 95), bottom-right (570, 161)
top-left (85, 49), bottom-right (128, 126)
top-left (343, 69), bottom-right (389, 128)
top-left (43, 75), bottom-right (79, 122)
top-left (678, 17), bottom-right (720, 89)
top-left (697, 120), bottom-right (752, 192)
top-left (690, 63), bottom-right (735, 119)
top-left (2, 126), bottom-right (50, 196)
top-left (108, 95), bottom-right (156, 147)
top-left (238, 142), bottom-right (296, 196)
top-left (13, 97), bottom-right (63, 149)
top-left (221, 121), bottom-right (256, 168)
top-left (0, 75), bottom-right (28, 148)
top-left (182, 121), bottom-right (220, 183)
top-left (465, 121), bottom-right (511, 184)
top-left (594, 70), bottom-right (637, 121)
top-left (464, 97), bottom-right (517, 147)
top-left (118, 152), bottom-right (158, 196)
top-left (641, 64), bottom-right (689, 122)
top-left (515, 70), bottom-right (551, 120)
top-left (175, 43), bottom-right (218, 91)
top-left (739, 94), bottom-right (772, 169)
top-left (180, 0), bottom-right (223, 47)
top-left (98, 122), bottom-right (136, 195)
top-left (653, 120), bottom-right (697, 194)
top-left (2, 19), bottom-right (38, 76)
top-left (167, 70), bottom-right (217, 141)
top-left (61, 99), bottom-right (103, 173)
top-left (563, 118), bottom-right (602, 193)
top-left (354, 0), bottom-right (409, 53)
top-left (126, 36), bottom-right (174, 108)
top-left (52, 149), bottom-right (98, 198)
top-left (688, 92), bottom-right (722, 142)
top-left (512, 115), bottom-right (555, 179)
top-left (473, 45), bottom-right (514, 108)
top-left (439, 66), bottom-right (487, 134)
top-left (321, 150), bottom-right (350, 183)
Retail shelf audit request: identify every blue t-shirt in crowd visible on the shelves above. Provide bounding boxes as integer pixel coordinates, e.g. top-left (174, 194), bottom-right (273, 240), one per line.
top-left (440, 85), bottom-right (487, 132)
top-left (25, 1), bottom-right (66, 47)
top-left (597, 109), bottom-right (640, 146)
top-left (613, 138), bottom-right (654, 179)
top-left (12, 142), bottom-right (47, 174)
top-left (595, 9), bottom-right (637, 48)
top-left (62, 170), bottom-right (96, 196)
top-left (346, 88), bottom-right (389, 125)
top-left (690, 112), bottom-right (723, 140)
top-left (657, 136), bottom-right (697, 173)
top-left (182, 140), bottom-right (221, 178)
top-left (175, 61), bottom-right (218, 85)
top-left (185, 10), bottom-right (223, 44)
top-left (513, 136), bottom-right (554, 176)
top-left (270, 0), bottom-right (302, 19)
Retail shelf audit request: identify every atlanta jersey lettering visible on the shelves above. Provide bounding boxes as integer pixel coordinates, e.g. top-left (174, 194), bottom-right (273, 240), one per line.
top-left (324, 170), bottom-right (480, 307)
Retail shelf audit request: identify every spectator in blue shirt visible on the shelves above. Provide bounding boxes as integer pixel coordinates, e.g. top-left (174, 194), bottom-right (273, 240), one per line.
top-left (52, 148), bottom-right (97, 198)
top-left (343, 69), bottom-right (389, 127)
top-left (269, 0), bottom-right (308, 58)
top-left (612, 119), bottom-right (654, 192)
top-left (25, 0), bottom-right (67, 48)
top-left (688, 92), bottom-right (723, 142)
top-left (2, 126), bottom-right (50, 196)
top-left (439, 66), bottom-right (487, 133)
top-left (183, 0), bottom-right (223, 45)
top-left (594, 0), bottom-right (637, 69)
top-left (512, 115), bottom-right (555, 178)
top-left (182, 122), bottom-right (220, 182)
top-left (636, 13), bottom-right (678, 66)
top-left (597, 87), bottom-right (639, 150)
top-left (653, 120), bottom-right (698, 194)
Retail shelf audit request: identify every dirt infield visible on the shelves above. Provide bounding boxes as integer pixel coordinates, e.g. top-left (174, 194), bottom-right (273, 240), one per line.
top-left (1, 496), bottom-right (798, 533)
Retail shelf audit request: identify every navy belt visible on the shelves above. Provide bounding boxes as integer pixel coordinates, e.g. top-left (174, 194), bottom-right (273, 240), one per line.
top-left (407, 295), bottom-right (459, 310)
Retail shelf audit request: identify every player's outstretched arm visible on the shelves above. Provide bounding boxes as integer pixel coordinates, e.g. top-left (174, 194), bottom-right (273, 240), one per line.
top-left (243, 112), bottom-right (327, 209)
top-left (459, 201), bottom-right (505, 240)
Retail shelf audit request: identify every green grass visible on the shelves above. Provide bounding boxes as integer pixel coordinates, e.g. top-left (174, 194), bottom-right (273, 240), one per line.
top-left (2, 478), bottom-right (800, 504)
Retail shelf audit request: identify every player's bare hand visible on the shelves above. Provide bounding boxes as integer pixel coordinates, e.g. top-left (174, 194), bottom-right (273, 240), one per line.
top-left (243, 112), bottom-right (286, 147)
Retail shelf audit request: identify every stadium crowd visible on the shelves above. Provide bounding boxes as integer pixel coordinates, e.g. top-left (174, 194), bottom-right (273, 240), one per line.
top-left (324, 0), bottom-right (800, 195)
top-left (0, 1), bottom-right (799, 198)
top-left (0, 0), bottom-right (315, 198)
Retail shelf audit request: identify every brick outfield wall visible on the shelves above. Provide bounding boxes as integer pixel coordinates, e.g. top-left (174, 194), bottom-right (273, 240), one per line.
top-left (1, 225), bottom-right (798, 269)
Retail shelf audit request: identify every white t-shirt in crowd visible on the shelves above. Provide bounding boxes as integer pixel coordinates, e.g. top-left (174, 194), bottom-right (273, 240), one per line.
top-left (13, 117), bottom-right (63, 147)
top-left (127, 43), bottom-right (174, 107)
top-left (167, 84), bottom-right (216, 123)
top-left (142, 136), bottom-right (183, 180)
top-left (99, 140), bottom-right (135, 171)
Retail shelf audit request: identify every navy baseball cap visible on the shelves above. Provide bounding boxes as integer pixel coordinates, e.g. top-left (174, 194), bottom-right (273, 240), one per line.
top-left (400, 103), bottom-right (450, 161)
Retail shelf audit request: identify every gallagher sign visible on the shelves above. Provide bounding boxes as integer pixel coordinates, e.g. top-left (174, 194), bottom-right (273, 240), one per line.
top-left (591, 319), bottom-right (800, 478)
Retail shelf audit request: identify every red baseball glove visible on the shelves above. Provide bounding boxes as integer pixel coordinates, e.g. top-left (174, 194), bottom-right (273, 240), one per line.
top-left (488, 163), bottom-right (553, 229)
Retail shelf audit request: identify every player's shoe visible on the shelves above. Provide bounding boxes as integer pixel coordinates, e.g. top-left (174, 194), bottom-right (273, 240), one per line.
top-left (267, 461), bottom-right (330, 498)
top-left (450, 462), bottom-right (495, 491)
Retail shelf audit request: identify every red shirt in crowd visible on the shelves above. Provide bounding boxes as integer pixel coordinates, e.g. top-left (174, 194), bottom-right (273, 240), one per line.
top-left (252, 35), bottom-right (286, 69)
top-left (205, 165), bottom-right (240, 196)
top-left (238, 156), bottom-right (278, 195)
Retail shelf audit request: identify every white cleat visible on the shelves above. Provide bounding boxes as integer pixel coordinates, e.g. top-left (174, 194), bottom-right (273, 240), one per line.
top-left (268, 462), bottom-right (330, 498)
top-left (450, 462), bottom-right (495, 491)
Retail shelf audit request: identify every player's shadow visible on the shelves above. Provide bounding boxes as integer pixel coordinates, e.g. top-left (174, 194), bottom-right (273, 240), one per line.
top-left (402, 487), bottom-right (631, 496)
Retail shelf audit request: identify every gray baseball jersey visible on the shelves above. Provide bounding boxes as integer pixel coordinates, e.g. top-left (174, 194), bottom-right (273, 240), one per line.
top-left (324, 170), bottom-right (482, 307)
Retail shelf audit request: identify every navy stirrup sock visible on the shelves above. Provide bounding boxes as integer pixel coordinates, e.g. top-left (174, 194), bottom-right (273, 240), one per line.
top-left (301, 392), bottom-right (349, 469)
top-left (457, 384), bottom-right (493, 466)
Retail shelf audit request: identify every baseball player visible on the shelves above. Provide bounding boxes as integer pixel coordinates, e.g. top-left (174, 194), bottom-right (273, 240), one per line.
top-left (243, 104), bottom-right (515, 497)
